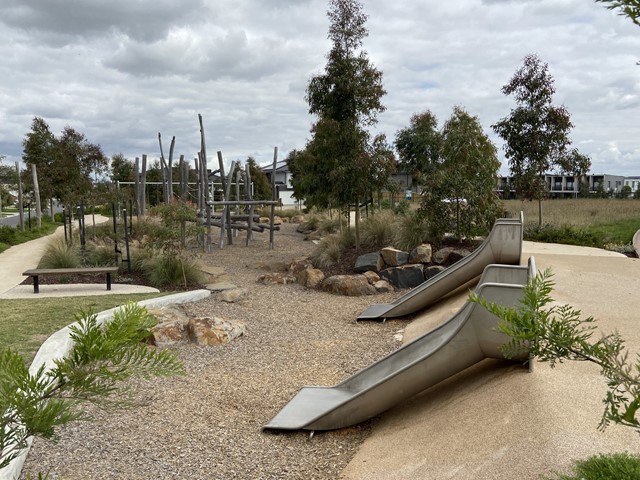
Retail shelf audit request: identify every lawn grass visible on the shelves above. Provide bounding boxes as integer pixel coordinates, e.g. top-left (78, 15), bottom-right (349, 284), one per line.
top-left (0, 293), bottom-right (166, 363)
top-left (0, 219), bottom-right (61, 254)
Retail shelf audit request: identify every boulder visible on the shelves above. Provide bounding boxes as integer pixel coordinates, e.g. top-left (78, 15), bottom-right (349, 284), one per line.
top-left (200, 266), bottom-right (230, 284)
top-left (355, 252), bottom-right (384, 273)
top-left (150, 320), bottom-right (188, 347)
top-left (424, 265), bottom-right (445, 280)
top-left (257, 273), bottom-right (297, 285)
top-left (188, 317), bottom-right (245, 346)
top-left (380, 264), bottom-right (425, 289)
top-left (218, 288), bottom-right (248, 303)
top-left (449, 248), bottom-right (472, 264)
top-left (322, 275), bottom-right (376, 296)
top-left (205, 282), bottom-right (239, 292)
top-left (296, 221), bottom-right (315, 234)
top-left (433, 246), bottom-right (456, 265)
top-left (374, 280), bottom-right (395, 293)
top-left (362, 271), bottom-right (380, 285)
top-left (289, 257), bottom-right (313, 276)
top-left (380, 247), bottom-right (410, 267)
top-left (409, 244), bottom-right (432, 264)
top-left (257, 260), bottom-right (289, 272)
top-left (298, 268), bottom-right (325, 288)
top-left (290, 215), bottom-right (305, 224)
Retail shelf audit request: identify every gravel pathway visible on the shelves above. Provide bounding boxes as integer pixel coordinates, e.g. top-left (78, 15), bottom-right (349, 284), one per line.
top-left (21, 223), bottom-right (405, 479)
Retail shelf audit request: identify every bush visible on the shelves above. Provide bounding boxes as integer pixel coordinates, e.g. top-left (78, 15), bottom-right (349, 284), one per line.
top-left (39, 237), bottom-right (81, 268)
top-left (141, 252), bottom-right (205, 289)
top-left (393, 211), bottom-right (433, 252)
top-left (360, 210), bottom-right (396, 248)
top-left (524, 223), bottom-right (599, 247)
top-left (84, 240), bottom-right (117, 267)
top-left (0, 226), bottom-right (16, 244)
top-left (550, 452), bottom-right (640, 480)
top-left (309, 234), bottom-right (344, 268)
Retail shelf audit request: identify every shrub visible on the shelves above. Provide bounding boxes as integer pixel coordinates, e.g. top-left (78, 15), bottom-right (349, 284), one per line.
top-left (84, 240), bottom-right (117, 267)
top-left (0, 226), bottom-right (16, 244)
top-left (524, 223), bottom-right (599, 247)
top-left (141, 252), bottom-right (205, 289)
top-left (550, 452), bottom-right (640, 480)
top-left (309, 234), bottom-right (344, 268)
top-left (318, 216), bottom-right (342, 235)
top-left (39, 237), bottom-right (81, 268)
top-left (393, 211), bottom-right (433, 252)
top-left (360, 210), bottom-right (396, 248)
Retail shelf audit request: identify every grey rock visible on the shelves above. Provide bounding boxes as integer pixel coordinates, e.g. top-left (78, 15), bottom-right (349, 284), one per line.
top-left (355, 252), bottom-right (384, 273)
top-left (380, 247), bottom-right (410, 267)
top-left (380, 264), bottom-right (425, 289)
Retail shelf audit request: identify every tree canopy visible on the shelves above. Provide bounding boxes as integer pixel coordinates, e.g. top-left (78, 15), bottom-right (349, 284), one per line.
top-left (399, 107), bottom-right (502, 241)
top-left (294, 0), bottom-right (389, 247)
top-left (22, 117), bottom-right (108, 208)
top-left (596, 0), bottom-right (640, 26)
top-left (492, 54), bottom-right (590, 224)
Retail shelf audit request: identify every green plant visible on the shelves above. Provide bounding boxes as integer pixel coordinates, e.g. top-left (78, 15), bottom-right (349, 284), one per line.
top-left (84, 240), bottom-right (117, 267)
top-left (393, 210), bottom-right (433, 251)
top-left (309, 233), bottom-right (344, 268)
top-left (39, 237), bottom-right (81, 268)
top-left (360, 210), bottom-right (396, 248)
top-left (141, 252), bottom-right (205, 289)
top-left (470, 269), bottom-right (640, 434)
top-left (0, 303), bottom-right (184, 470)
top-left (549, 452), bottom-right (640, 480)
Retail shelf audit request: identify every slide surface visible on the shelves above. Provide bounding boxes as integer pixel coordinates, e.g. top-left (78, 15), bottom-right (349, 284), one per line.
top-left (263, 261), bottom-right (533, 432)
top-left (357, 214), bottom-right (523, 321)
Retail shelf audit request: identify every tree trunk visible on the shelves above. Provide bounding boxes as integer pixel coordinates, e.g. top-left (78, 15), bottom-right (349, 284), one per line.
top-left (31, 164), bottom-right (42, 228)
top-left (16, 162), bottom-right (24, 231)
top-left (355, 197), bottom-right (360, 250)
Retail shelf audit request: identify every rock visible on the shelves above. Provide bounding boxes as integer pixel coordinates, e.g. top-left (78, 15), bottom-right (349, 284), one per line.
top-left (322, 275), bottom-right (376, 296)
top-left (188, 317), bottom-right (245, 346)
top-left (289, 257), bottom-right (313, 276)
top-left (150, 321), bottom-right (188, 347)
top-left (291, 215), bottom-right (305, 224)
top-left (218, 288), bottom-right (248, 303)
top-left (260, 216), bottom-right (269, 224)
top-left (281, 217), bottom-right (290, 223)
top-left (257, 260), bottom-right (289, 272)
top-left (362, 271), bottom-right (380, 284)
top-left (298, 268), bottom-right (325, 288)
top-left (433, 246), bottom-right (456, 265)
top-left (273, 216), bottom-right (283, 225)
top-left (354, 252), bottom-right (384, 273)
top-left (409, 244), bottom-right (432, 264)
top-left (433, 246), bottom-right (473, 265)
top-left (296, 221), bottom-right (315, 234)
top-left (200, 266), bottom-right (230, 284)
top-left (424, 265), bottom-right (445, 280)
top-left (449, 248), bottom-right (471, 263)
top-left (205, 282), bottom-right (239, 292)
top-left (380, 247), bottom-right (410, 267)
top-left (380, 264), bottom-right (425, 289)
top-left (374, 280), bottom-right (395, 293)
top-left (257, 273), bottom-right (297, 285)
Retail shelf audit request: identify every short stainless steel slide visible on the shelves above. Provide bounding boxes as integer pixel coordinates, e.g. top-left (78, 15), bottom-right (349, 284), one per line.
top-left (263, 260), bottom-right (533, 432)
top-left (357, 213), bottom-right (523, 321)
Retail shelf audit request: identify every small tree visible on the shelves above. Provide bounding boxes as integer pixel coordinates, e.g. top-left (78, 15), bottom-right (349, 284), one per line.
top-left (0, 303), bottom-right (184, 471)
top-left (492, 54), bottom-right (591, 226)
top-left (302, 0), bottom-right (386, 248)
top-left (246, 156), bottom-right (272, 201)
top-left (394, 110), bottom-right (442, 187)
top-left (470, 269), bottom-right (640, 434)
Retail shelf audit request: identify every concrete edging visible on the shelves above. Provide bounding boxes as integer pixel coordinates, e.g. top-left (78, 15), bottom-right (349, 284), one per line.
top-left (1, 289), bottom-right (211, 480)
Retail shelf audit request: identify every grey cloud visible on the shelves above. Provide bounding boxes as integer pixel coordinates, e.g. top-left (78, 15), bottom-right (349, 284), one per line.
top-left (0, 0), bottom-right (205, 43)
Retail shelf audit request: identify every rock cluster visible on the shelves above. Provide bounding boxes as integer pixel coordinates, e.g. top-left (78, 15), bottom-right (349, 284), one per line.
top-left (148, 305), bottom-right (245, 347)
top-left (355, 244), bottom-right (471, 290)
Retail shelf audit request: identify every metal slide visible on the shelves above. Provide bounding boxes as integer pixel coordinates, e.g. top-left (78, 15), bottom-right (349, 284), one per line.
top-left (357, 213), bottom-right (523, 321)
top-left (263, 260), bottom-right (534, 432)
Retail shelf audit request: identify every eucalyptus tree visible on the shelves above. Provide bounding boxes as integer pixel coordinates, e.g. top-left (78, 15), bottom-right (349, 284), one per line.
top-left (300, 0), bottom-right (387, 248)
top-left (596, 0), bottom-right (640, 26)
top-left (492, 54), bottom-right (590, 225)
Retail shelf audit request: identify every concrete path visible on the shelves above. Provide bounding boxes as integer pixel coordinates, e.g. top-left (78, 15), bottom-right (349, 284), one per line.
top-left (342, 242), bottom-right (640, 479)
top-left (0, 215), bottom-right (158, 298)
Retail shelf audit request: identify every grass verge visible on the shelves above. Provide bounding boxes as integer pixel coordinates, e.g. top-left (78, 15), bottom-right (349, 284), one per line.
top-left (0, 293), bottom-right (167, 363)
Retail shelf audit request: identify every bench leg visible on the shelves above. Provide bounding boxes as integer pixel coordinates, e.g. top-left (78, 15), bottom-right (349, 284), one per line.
top-left (106, 272), bottom-right (112, 291)
top-left (33, 276), bottom-right (39, 294)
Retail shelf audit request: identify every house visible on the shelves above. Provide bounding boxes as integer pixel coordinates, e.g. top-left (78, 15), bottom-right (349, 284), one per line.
top-left (261, 160), bottom-right (301, 208)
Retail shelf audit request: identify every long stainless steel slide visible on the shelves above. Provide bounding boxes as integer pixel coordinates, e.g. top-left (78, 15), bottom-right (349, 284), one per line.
top-left (357, 213), bottom-right (523, 321)
top-left (263, 260), bottom-right (533, 432)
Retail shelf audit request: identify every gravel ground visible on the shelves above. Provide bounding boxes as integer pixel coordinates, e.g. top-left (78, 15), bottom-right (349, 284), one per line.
top-left (21, 223), bottom-right (405, 479)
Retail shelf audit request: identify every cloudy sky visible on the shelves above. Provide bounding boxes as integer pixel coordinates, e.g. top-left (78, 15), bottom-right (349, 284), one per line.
top-left (0, 0), bottom-right (638, 176)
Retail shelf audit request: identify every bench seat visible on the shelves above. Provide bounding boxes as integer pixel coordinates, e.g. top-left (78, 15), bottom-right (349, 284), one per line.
top-left (22, 267), bottom-right (120, 294)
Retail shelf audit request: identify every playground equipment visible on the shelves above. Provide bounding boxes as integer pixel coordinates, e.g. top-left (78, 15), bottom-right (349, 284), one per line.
top-left (263, 259), bottom-right (534, 431)
top-left (357, 213), bottom-right (523, 321)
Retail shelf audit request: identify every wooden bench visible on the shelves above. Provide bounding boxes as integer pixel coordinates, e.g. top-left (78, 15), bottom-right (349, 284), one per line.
top-left (22, 267), bottom-right (120, 294)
